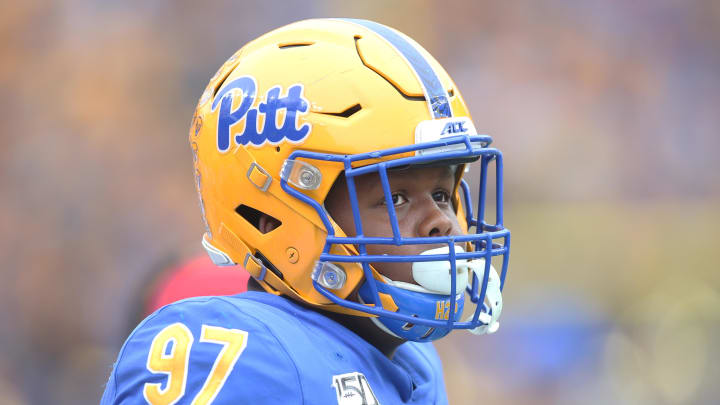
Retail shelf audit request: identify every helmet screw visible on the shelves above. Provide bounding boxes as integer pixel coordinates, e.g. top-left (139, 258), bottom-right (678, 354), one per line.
top-left (286, 247), bottom-right (299, 264)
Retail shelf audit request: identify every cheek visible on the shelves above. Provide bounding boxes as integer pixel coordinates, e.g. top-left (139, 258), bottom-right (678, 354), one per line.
top-left (360, 211), bottom-right (396, 237)
top-left (354, 205), bottom-right (463, 283)
top-left (368, 249), bottom-right (414, 283)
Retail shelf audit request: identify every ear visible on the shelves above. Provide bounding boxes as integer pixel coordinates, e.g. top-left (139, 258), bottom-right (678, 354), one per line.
top-left (258, 213), bottom-right (281, 234)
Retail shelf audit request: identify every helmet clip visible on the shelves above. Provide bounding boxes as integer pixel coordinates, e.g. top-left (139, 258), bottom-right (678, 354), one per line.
top-left (247, 162), bottom-right (272, 192)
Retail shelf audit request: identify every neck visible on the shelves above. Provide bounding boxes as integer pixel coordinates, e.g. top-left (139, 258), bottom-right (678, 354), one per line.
top-left (321, 309), bottom-right (406, 359)
top-left (246, 277), bottom-right (405, 358)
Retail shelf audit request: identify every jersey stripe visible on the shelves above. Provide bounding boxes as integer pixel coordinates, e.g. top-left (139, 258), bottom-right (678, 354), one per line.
top-left (341, 19), bottom-right (453, 119)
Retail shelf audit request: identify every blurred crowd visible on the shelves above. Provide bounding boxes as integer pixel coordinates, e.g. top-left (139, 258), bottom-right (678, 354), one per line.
top-left (1, 1), bottom-right (718, 404)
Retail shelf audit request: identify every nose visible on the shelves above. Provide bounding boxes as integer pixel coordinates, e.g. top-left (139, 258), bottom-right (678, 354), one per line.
top-left (416, 198), bottom-right (456, 238)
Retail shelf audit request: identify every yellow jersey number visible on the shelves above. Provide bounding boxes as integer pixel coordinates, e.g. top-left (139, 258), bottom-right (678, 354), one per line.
top-left (143, 323), bottom-right (248, 405)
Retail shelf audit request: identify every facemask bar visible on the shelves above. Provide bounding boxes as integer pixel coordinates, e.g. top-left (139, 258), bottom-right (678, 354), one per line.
top-left (459, 171), bottom-right (510, 327)
top-left (279, 134), bottom-right (510, 331)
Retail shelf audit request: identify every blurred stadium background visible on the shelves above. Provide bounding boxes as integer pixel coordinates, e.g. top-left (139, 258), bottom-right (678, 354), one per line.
top-left (1, 1), bottom-right (719, 404)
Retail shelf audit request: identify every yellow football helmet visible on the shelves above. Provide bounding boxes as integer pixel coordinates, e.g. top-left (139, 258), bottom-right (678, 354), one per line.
top-left (189, 19), bottom-right (510, 341)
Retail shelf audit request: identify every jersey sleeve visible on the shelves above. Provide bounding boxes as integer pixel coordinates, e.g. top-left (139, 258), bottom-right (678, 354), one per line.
top-left (101, 296), bottom-right (303, 405)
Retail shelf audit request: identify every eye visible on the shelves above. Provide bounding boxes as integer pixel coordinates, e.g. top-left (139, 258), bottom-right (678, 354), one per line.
top-left (382, 192), bottom-right (408, 207)
top-left (391, 193), bottom-right (408, 206)
top-left (432, 190), bottom-right (450, 203)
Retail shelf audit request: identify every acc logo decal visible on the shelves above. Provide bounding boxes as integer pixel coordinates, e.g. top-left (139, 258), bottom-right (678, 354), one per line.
top-left (414, 117), bottom-right (477, 151)
top-left (332, 372), bottom-right (380, 405)
top-left (439, 120), bottom-right (467, 135)
top-left (211, 76), bottom-right (311, 152)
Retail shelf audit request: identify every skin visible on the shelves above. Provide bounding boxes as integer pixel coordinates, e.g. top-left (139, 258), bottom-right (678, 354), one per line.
top-left (256, 165), bottom-right (464, 358)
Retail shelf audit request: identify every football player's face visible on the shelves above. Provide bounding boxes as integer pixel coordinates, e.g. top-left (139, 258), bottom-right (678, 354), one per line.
top-left (325, 165), bottom-right (463, 284)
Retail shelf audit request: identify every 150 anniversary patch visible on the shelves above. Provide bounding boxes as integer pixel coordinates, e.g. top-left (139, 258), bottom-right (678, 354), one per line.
top-left (332, 372), bottom-right (380, 405)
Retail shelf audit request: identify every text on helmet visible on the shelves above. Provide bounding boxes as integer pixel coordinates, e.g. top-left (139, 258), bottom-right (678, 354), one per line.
top-left (440, 121), bottom-right (468, 135)
top-left (434, 295), bottom-right (462, 320)
top-left (211, 76), bottom-right (311, 152)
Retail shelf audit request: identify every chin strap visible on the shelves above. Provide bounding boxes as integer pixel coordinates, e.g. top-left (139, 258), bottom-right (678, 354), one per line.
top-left (463, 260), bottom-right (503, 335)
top-left (364, 304), bottom-right (403, 339)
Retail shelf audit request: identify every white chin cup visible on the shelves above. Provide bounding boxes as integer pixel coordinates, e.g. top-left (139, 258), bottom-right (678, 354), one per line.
top-left (463, 261), bottom-right (503, 335)
top-left (409, 245), bottom-right (469, 295)
top-left (381, 245), bottom-right (503, 335)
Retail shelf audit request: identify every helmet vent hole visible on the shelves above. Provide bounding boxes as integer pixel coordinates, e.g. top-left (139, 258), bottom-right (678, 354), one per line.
top-left (421, 328), bottom-right (436, 339)
top-left (235, 204), bottom-right (282, 234)
top-left (278, 42), bottom-right (314, 49)
top-left (318, 103), bottom-right (362, 118)
top-left (401, 314), bottom-right (419, 330)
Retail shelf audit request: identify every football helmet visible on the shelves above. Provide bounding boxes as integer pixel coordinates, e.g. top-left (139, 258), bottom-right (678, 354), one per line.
top-left (189, 18), bottom-right (510, 342)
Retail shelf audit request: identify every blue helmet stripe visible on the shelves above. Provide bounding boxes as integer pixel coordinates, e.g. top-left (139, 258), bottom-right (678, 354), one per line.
top-left (341, 19), bottom-right (453, 119)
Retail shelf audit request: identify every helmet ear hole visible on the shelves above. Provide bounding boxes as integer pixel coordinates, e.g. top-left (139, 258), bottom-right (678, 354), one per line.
top-left (235, 204), bottom-right (282, 234)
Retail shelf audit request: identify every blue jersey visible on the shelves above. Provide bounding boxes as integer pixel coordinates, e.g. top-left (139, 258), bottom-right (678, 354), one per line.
top-left (101, 292), bottom-right (449, 404)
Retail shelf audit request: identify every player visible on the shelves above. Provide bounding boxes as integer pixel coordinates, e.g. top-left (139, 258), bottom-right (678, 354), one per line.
top-left (102, 18), bottom-right (510, 404)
